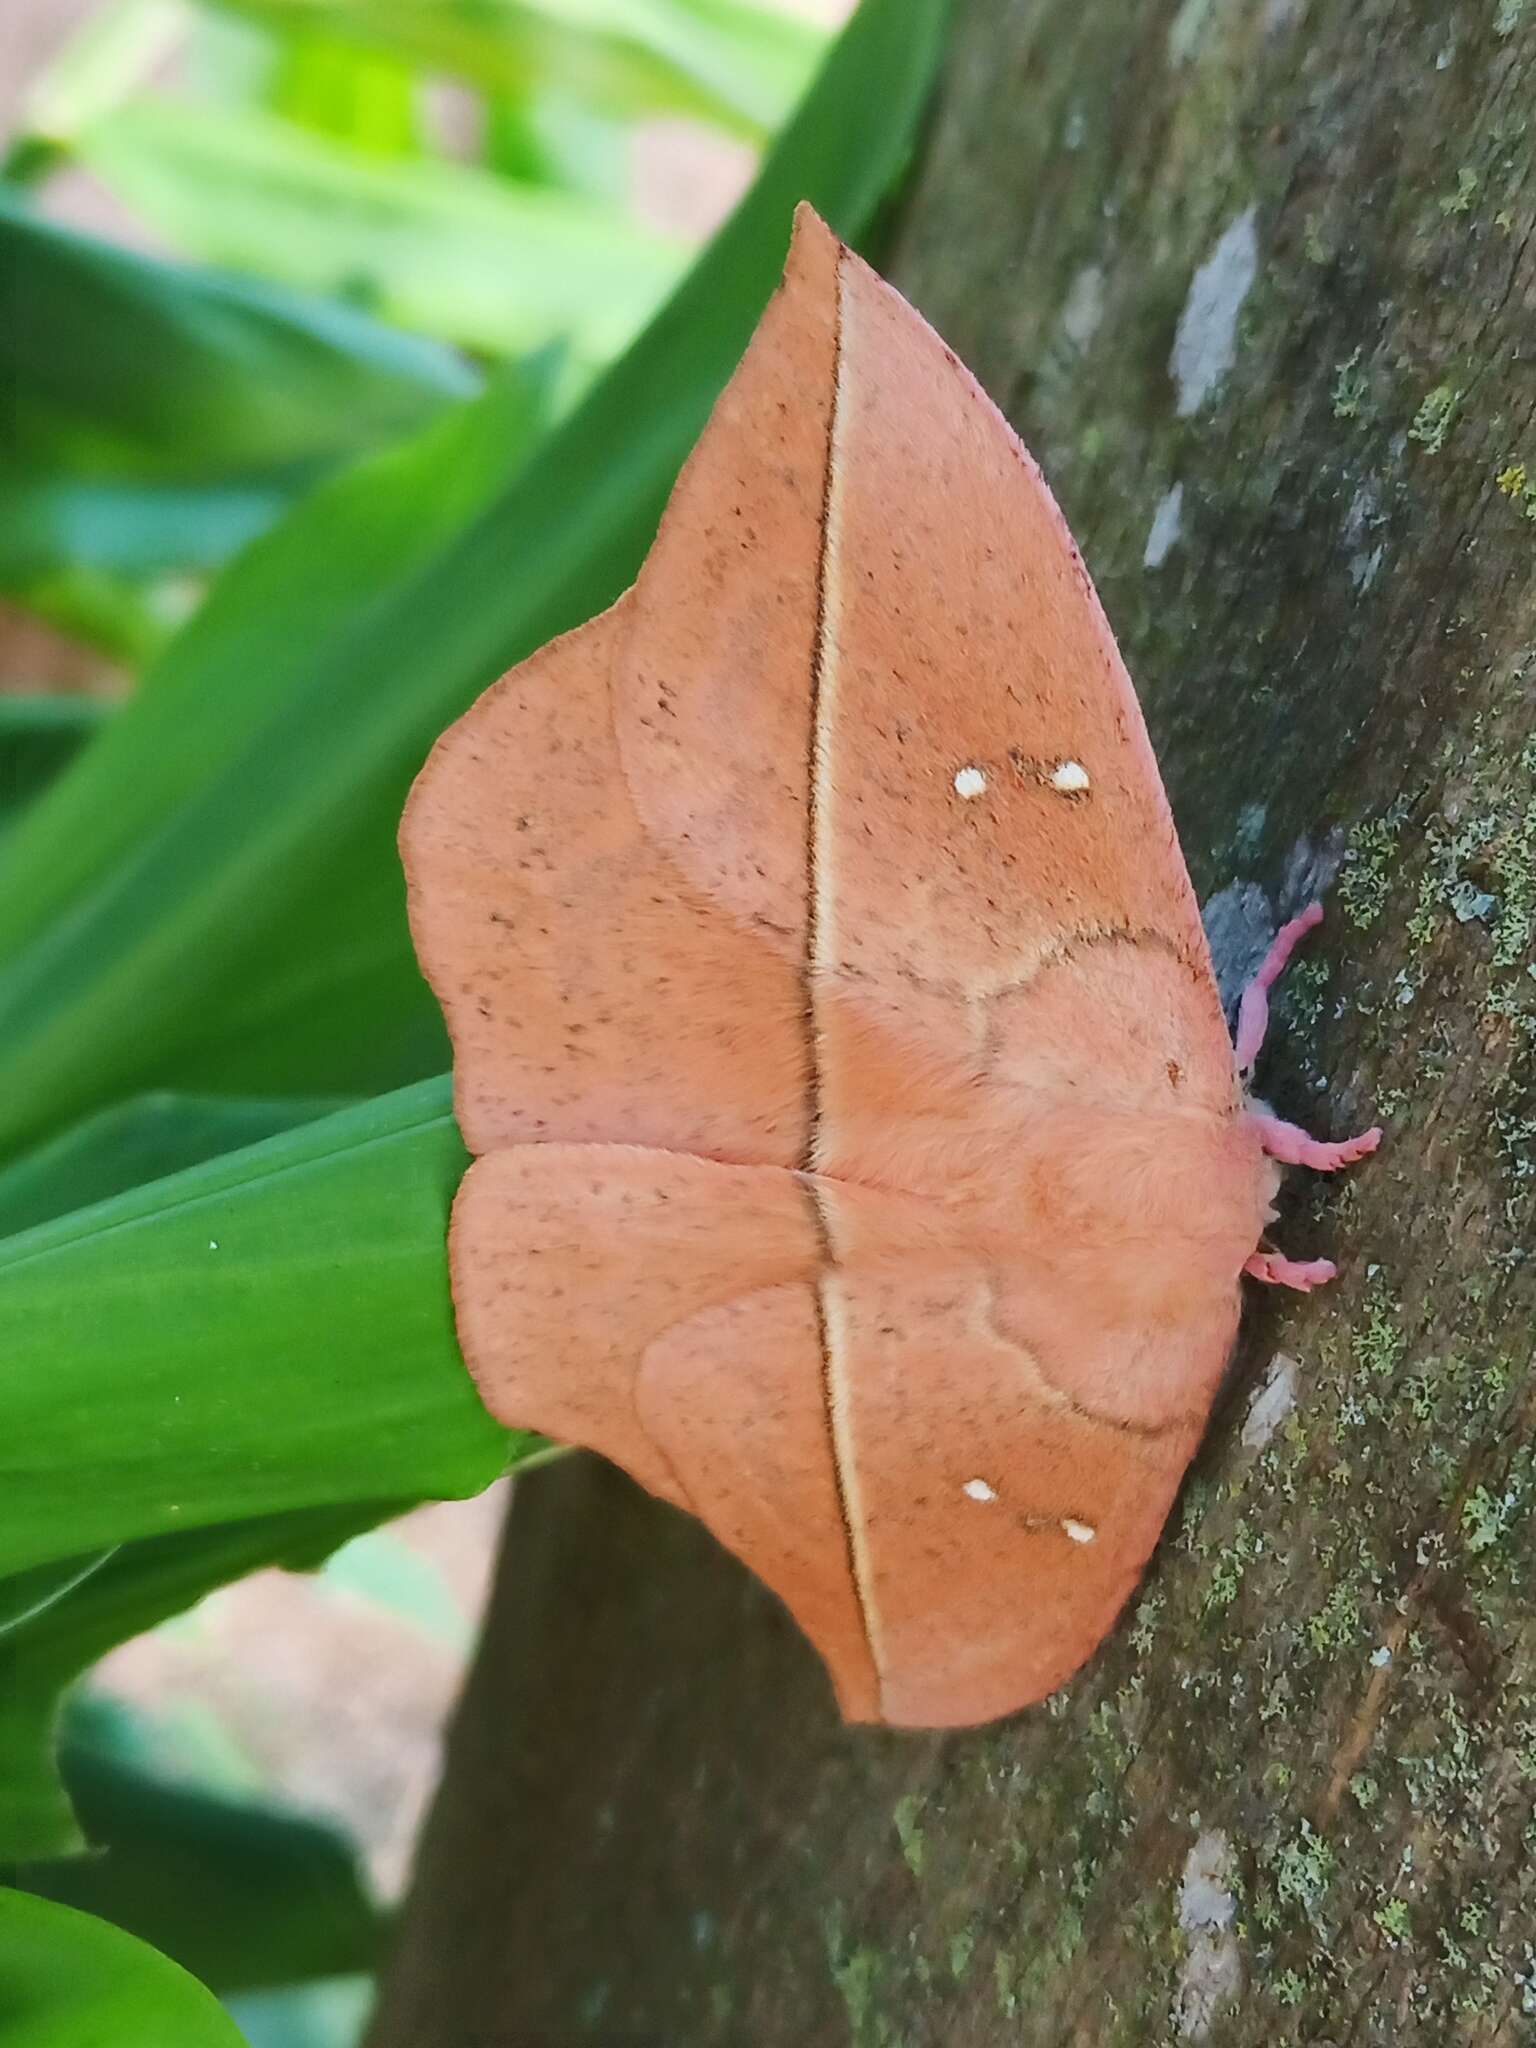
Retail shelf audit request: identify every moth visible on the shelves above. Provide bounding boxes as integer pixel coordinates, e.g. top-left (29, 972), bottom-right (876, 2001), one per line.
top-left (401, 205), bottom-right (1378, 1728)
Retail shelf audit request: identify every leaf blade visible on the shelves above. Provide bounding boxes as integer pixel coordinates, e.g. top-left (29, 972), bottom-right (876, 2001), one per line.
top-left (0, 1889), bottom-right (247, 2048)
top-left (0, 1079), bottom-right (511, 1583)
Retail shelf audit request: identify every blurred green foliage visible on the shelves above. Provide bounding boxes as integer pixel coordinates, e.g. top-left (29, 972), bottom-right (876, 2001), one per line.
top-left (0, 192), bottom-right (477, 631)
top-left (0, 0), bottom-right (949, 2034)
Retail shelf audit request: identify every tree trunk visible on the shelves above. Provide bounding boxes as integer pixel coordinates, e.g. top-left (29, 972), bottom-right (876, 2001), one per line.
top-left (368, 0), bottom-right (1536, 2039)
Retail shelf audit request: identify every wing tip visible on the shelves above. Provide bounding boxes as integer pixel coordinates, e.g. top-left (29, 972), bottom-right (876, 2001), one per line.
top-left (786, 200), bottom-right (848, 303)
top-left (790, 197), bottom-right (838, 247)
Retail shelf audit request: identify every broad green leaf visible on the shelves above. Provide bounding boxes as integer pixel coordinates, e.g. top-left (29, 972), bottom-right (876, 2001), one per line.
top-left (0, 1498), bottom-right (409, 1860)
top-left (0, 0), bottom-right (951, 1160)
top-left (0, 1889), bottom-right (245, 2047)
top-left (76, 98), bottom-right (689, 365)
top-left (211, 0), bottom-right (825, 141)
top-left (0, 194), bottom-right (476, 586)
top-left (0, 1092), bottom-right (349, 1240)
top-left (19, 1693), bottom-right (382, 1993)
top-left (0, 698), bottom-right (107, 837)
top-left (0, 1079), bottom-right (510, 1586)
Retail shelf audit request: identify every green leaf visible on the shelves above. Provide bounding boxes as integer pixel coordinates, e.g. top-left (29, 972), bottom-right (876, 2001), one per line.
top-left (0, 357), bottom-right (551, 1156)
top-left (0, 698), bottom-right (107, 838)
top-left (482, 85), bottom-right (631, 201)
top-left (0, 193), bottom-right (477, 586)
top-left (267, 27), bottom-right (422, 158)
top-left (0, 0), bottom-right (951, 1160)
top-left (0, 1092), bottom-right (350, 1240)
top-left (0, 1554), bottom-right (117, 1640)
top-left (0, 1888), bottom-right (246, 2047)
top-left (0, 1080), bottom-right (511, 1586)
top-left (211, 0), bottom-right (826, 141)
top-left (19, 1693), bottom-right (382, 1994)
top-left (75, 97), bottom-right (689, 365)
top-left (0, 1504), bottom-right (406, 1860)
top-left (0, 565), bottom-right (177, 668)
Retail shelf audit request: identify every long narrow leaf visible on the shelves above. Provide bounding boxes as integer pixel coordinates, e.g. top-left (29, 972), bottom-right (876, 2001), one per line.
top-left (0, 360), bottom-right (550, 1154)
top-left (0, 1079), bottom-right (510, 1585)
top-left (212, 0), bottom-right (825, 140)
top-left (76, 97), bottom-right (689, 364)
top-left (0, 194), bottom-right (477, 587)
top-left (0, 1092), bottom-right (350, 1240)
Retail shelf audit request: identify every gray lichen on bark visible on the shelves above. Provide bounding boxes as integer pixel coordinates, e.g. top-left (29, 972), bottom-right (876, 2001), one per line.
top-left (368, 2), bottom-right (1536, 2042)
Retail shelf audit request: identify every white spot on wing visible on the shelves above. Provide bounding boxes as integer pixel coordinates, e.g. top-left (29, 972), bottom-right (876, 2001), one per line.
top-left (1063, 1518), bottom-right (1097, 1544)
top-left (962, 1478), bottom-right (997, 1502)
top-left (1050, 760), bottom-right (1091, 794)
top-left (953, 765), bottom-right (988, 799)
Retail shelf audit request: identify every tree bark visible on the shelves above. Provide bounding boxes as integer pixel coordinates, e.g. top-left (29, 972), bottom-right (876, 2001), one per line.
top-left (369, 0), bottom-right (1536, 2040)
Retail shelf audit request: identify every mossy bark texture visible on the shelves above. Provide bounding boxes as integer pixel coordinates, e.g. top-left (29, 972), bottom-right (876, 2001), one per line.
top-left (369, 1), bottom-right (1536, 2041)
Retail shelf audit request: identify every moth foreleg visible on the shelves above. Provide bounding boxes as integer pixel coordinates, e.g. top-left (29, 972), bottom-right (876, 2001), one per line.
top-left (1248, 1111), bottom-right (1381, 1173)
top-left (1243, 1249), bottom-right (1338, 1291)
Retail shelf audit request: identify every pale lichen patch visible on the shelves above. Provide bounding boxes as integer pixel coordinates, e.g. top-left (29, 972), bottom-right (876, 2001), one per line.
top-left (1171, 208), bottom-right (1259, 417)
top-left (1144, 483), bottom-right (1185, 568)
top-left (1061, 263), bottom-right (1105, 350)
top-left (1175, 1830), bottom-right (1243, 2039)
top-left (1242, 1353), bottom-right (1299, 1450)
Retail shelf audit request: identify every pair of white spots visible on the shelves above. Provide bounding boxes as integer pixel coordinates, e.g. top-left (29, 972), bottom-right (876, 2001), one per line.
top-left (960, 1475), bottom-right (1097, 1545)
top-left (952, 759), bottom-right (1091, 800)
top-left (949, 745), bottom-right (1095, 1558)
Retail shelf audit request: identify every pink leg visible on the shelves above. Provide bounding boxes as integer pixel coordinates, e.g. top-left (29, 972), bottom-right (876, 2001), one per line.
top-left (1234, 900), bottom-right (1325, 1071)
top-left (1234, 896), bottom-right (1381, 1291)
top-left (1244, 1250), bottom-right (1337, 1291)
top-left (1249, 1110), bottom-right (1382, 1172)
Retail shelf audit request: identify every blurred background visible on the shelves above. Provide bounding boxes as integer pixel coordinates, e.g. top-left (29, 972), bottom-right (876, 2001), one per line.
top-left (3, 0), bottom-right (848, 698)
top-left (1, 4), bottom-right (848, 2042)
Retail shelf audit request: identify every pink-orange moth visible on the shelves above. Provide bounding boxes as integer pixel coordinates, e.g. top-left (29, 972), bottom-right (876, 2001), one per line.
top-left (401, 205), bottom-right (1379, 1728)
